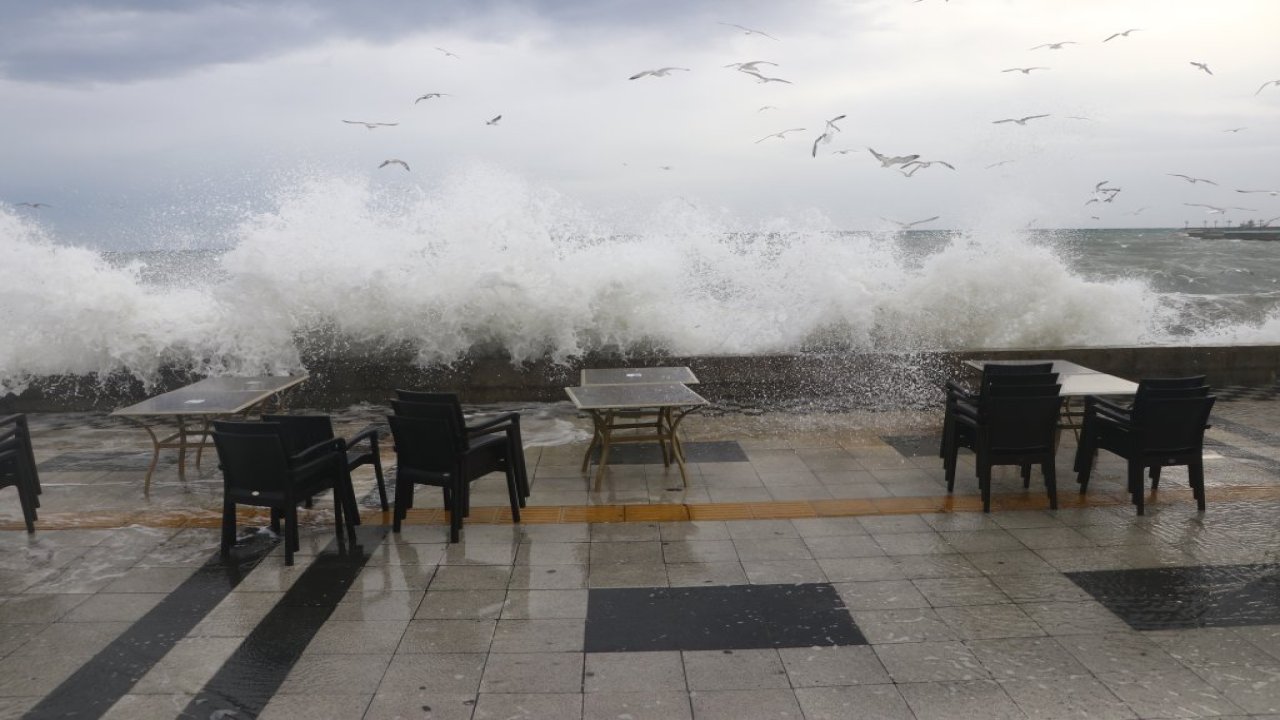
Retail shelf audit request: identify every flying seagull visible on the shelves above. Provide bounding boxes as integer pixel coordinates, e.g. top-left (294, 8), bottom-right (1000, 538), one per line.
top-left (342, 120), bottom-right (398, 129)
top-left (900, 160), bottom-right (956, 177)
top-left (868, 147), bottom-right (921, 167)
top-left (1190, 61), bottom-right (1212, 75)
top-left (824, 115), bottom-right (847, 133)
top-left (881, 216), bottom-right (940, 229)
top-left (14, 202), bottom-right (50, 208)
top-left (811, 132), bottom-right (831, 158)
top-left (1256, 79), bottom-right (1280, 95)
top-left (741, 70), bottom-right (792, 84)
top-left (724, 61), bottom-right (777, 72)
top-left (415, 93), bottom-right (450, 103)
top-left (1223, 127), bottom-right (1247, 133)
top-left (755, 128), bottom-right (806, 143)
top-left (718, 22), bottom-right (778, 40)
top-left (984, 159), bottom-right (1015, 169)
top-left (435, 47), bottom-right (460, 59)
top-left (1236, 189), bottom-right (1280, 196)
top-left (1030, 41), bottom-right (1076, 50)
top-left (1185, 203), bottom-right (1256, 214)
top-left (629, 67), bottom-right (691, 80)
top-left (1065, 115), bottom-right (1094, 121)
top-left (1002, 67), bottom-right (1049, 74)
top-left (993, 114), bottom-right (1050, 125)
top-left (379, 159), bottom-right (410, 171)
top-left (756, 105), bottom-right (779, 112)
top-left (1103, 28), bottom-right (1141, 42)
top-left (832, 149), bottom-right (859, 155)
top-left (485, 115), bottom-right (502, 125)
top-left (1168, 173), bottom-right (1217, 185)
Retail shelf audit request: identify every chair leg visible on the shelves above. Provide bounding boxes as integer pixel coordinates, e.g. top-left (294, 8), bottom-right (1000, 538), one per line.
top-left (284, 507), bottom-right (297, 565)
top-left (504, 464), bottom-right (522, 523)
top-left (1149, 465), bottom-right (1161, 490)
top-left (1190, 459), bottom-right (1206, 511)
top-left (393, 477), bottom-right (409, 533)
top-left (221, 500), bottom-right (237, 556)
top-left (449, 480), bottom-right (464, 543)
top-left (371, 449), bottom-right (390, 513)
top-left (1021, 464), bottom-right (1032, 489)
top-left (17, 485), bottom-right (36, 534)
top-left (510, 422), bottom-right (530, 500)
top-left (978, 461), bottom-right (992, 513)
top-left (1043, 457), bottom-right (1058, 510)
top-left (943, 438), bottom-right (959, 493)
top-left (1128, 461), bottom-right (1145, 516)
top-left (1076, 448), bottom-right (1094, 493)
top-left (270, 508), bottom-right (282, 535)
top-left (939, 408), bottom-right (953, 459)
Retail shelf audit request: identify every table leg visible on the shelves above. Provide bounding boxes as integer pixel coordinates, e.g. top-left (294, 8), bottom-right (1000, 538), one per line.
top-left (667, 406), bottom-right (700, 487)
top-left (593, 410), bottom-right (615, 491)
top-left (176, 414), bottom-right (189, 481)
top-left (122, 417), bottom-right (163, 495)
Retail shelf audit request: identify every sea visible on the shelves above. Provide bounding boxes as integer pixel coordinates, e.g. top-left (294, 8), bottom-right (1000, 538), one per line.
top-left (3, 172), bottom-right (1280, 397)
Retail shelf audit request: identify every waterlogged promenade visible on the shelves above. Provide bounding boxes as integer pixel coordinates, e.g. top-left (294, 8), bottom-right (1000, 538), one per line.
top-left (0, 392), bottom-right (1278, 718)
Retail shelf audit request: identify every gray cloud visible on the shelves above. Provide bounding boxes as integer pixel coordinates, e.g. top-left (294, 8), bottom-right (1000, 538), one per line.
top-left (0, 0), bottom-right (790, 84)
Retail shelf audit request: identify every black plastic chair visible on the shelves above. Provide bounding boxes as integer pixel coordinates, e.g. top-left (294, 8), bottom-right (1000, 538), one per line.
top-left (1076, 394), bottom-right (1216, 515)
top-left (390, 400), bottom-right (522, 528)
top-left (211, 421), bottom-right (359, 565)
top-left (940, 365), bottom-right (1058, 461)
top-left (944, 386), bottom-right (1063, 513)
top-left (0, 416), bottom-right (40, 533)
top-left (394, 390), bottom-right (528, 504)
top-left (262, 414), bottom-right (388, 512)
top-left (1073, 377), bottom-right (1209, 479)
top-left (386, 414), bottom-right (520, 542)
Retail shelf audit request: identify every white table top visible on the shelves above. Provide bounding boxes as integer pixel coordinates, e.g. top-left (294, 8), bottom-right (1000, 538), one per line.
top-left (963, 359), bottom-right (1102, 376)
top-left (113, 375), bottom-right (309, 416)
top-left (565, 383), bottom-right (708, 411)
top-left (1059, 373), bottom-right (1139, 397)
top-left (580, 367), bottom-right (700, 385)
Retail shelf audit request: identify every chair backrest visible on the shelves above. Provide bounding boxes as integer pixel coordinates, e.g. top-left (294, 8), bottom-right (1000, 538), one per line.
top-left (1137, 376), bottom-right (1207, 392)
top-left (261, 414), bottom-right (336, 454)
top-left (1130, 395), bottom-right (1216, 454)
top-left (982, 363), bottom-right (1054, 378)
top-left (211, 421), bottom-right (292, 495)
top-left (391, 399), bottom-right (469, 448)
top-left (386, 415), bottom-right (460, 478)
top-left (395, 390), bottom-right (467, 427)
top-left (981, 372), bottom-right (1059, 397)
top-left (980, 392), bottom-right (1063, 454)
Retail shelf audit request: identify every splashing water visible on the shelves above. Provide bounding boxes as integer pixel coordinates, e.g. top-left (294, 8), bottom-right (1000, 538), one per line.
top-left (2, 165), bottom-right (1278, 395)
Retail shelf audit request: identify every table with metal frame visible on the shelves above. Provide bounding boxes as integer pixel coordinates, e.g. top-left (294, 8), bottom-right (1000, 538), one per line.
top-left (112, 375), bottom-right (309, 492)
top-left (580, 366), bottom-right (700, 386)
top-left (963, 359), bottom-right (1138, 432)
top-left (565, 382), bottom-right (708, 488)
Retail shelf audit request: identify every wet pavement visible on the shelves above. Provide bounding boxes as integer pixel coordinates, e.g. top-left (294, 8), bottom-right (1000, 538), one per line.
top-left (0, 395), bottom-right (1279, 718)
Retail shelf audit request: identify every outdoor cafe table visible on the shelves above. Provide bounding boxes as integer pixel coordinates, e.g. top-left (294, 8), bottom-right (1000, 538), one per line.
top-left (564, 382), bottom-right (708, 488)
top-left (963, 359), bottom-right (1139, 431)
top-left (112, 374), bottom-right (309, 492)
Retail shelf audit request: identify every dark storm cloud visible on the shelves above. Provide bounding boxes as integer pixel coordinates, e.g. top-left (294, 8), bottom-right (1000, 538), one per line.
top-left (0, 0), bottom-right (785, 84)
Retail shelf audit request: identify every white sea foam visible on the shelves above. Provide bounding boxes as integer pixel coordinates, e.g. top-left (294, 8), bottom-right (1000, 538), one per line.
top-left (2, 165), bottom-right (1278, 395)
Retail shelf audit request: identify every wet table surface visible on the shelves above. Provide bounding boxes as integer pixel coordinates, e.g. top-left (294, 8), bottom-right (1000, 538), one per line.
top-left (579, 366), bottom-right (700, 385)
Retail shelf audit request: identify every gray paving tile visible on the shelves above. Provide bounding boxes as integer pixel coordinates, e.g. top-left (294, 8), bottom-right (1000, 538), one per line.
top-left (851, 608), bottom-right (960, 644)
top-left (833, 580), bottom-right (930, 611)
top-left (416, 589), bottom-right (507, 620)
top-left (968, 637), bottom-right (1090, 680)
top-left (490, 619), bottom-right (584, 653)
top-left (1192, 665), bottom-right (1280, 714)
top-left (778, 645), bottom-right (890, 687)
top-left (794, 684), bottom-right (914, 720)
top-left (363, 692), bottom-right (476, 720)
top-left (1057, 633), bottom-right (1181, 676)
top-left (999, 675), bottom-right (1135, 720)
top-left (898, 679), bottom-right (1024, 720)
top-left (277, 654), bottom-right (391, 696)
top-left (479, 651), bottom-right (584, 693)
top-left (873, 641), bottom-right (989, 682)
top-left (256, 694), bottom-right (374, 720)
top-left (1102, 668), bottom-right (1248, 717)
top-left (665, 562), bottom-right (749, 587)
top-left (583, 690), bottom-right (691, 720)
top-left (741, 559), bottom-right (827, 585)
top-left (398, 619), bottom-right (496, 654)
top-left (934, 603), bottom-right (1045, 640)
top-left (378, 653), bottom-right (486, 694)
top-left (913, 576), bottom-right (1011, 607)
top-left (688, 688), bottom-right (802, 720)
top-left (502, 589), bottom-right (588, 619)
top-left (584, 651), bottom-right (686, 692)
top-left (101, 694), bottom-right (195, 720)
top-left (508, 564), bottom-right (588, 590)
top-left (301, 620), bottom-right (409, 655)
top-left (683, 649), bottom-right (789, 691)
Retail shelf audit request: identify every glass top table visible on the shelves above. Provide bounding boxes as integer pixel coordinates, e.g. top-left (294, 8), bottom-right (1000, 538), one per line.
top-left (565, 382), bottom-right (708, 488)
top-left (113, 375), bottom-right (309, 491)
top-left (579, 366), bottom-right (700, 385)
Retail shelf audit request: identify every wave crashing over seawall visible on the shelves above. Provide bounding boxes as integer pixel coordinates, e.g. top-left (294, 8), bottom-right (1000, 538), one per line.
top-left (3, 166), bottom-right (1279, 396)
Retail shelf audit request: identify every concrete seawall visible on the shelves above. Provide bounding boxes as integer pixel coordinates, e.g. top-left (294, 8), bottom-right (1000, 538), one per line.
top-left (3, 344), bottom-right (1277, 412)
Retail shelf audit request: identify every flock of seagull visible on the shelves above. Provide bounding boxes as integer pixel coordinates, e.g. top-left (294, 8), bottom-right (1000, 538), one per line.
top-left (10, 12), bottom-right (1278, 229)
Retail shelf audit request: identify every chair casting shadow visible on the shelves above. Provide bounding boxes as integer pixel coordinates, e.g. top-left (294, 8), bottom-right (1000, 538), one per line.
top-left (0, 415), bottom-right (40, 533)
top-left (262, 414), bottom-right (389, 512)
top-left (211, 420), bottom-right (360, 565)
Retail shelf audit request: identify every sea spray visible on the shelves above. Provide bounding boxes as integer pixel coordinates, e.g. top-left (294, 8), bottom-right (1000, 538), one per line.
top-left (2, 165), bottom-right (1279, 396)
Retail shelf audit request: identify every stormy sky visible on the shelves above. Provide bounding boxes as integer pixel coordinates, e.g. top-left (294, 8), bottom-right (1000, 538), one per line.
top-left (2, 0), bottom-right (1278, 247)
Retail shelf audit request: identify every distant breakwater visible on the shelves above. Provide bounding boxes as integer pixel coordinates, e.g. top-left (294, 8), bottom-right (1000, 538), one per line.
top-left (3, 344), bottom-right (1277, 413)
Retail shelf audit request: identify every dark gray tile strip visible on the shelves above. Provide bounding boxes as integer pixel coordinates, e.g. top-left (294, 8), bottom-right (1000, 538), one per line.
top-left (24, 535), bottom-right (277, 719)
top-left (181, 526), bottom-right (389, 718)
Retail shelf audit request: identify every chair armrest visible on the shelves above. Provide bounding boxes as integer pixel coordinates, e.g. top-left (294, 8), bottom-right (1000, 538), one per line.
top-left (467, 412), bottom-right (520, 436)
top-left (952, 399), bottom-right (980, 422)
top-left (345, 427), bottom-right (380, 448)
top-left (944, 380), bottom-right (976, 401)
top-left (0, 415), bottom-right (22, 428)
top-left (291, 437), bottom-right (345, 465)
top-left (0, 427), bottom-right (17, 445)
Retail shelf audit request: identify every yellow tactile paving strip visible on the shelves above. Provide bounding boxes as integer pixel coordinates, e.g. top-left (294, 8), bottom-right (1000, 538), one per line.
top-left (7, 485), bottom-right (1280, 531)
